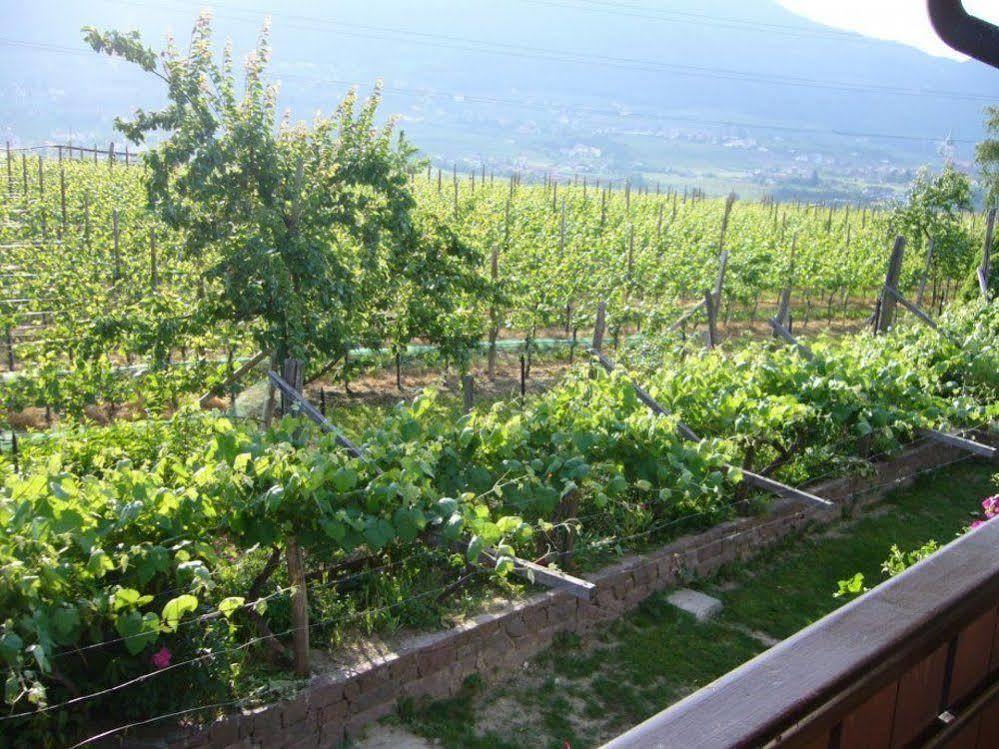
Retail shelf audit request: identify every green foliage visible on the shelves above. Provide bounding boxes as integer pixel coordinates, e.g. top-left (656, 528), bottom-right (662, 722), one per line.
top-left (880, 541), bottom-right (940, 578)
top-left (83, 13), bottom-right (485, 370)
top-left (890, 165), bottom-right (976, 285)
top-left (976, 105), bottom-right (999, 206)
top-left (833, 572), bottom-right (867, 599)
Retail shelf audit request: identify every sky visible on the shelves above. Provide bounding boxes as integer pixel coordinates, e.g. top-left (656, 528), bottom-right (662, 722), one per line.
top-left (778, 0), bottom-right (998, 60)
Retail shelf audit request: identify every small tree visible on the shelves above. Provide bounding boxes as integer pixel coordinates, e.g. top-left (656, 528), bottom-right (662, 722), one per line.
top-left (891, 166), bottom-right (975, 288)
top-left (85, 13), bottom-right (480, 370)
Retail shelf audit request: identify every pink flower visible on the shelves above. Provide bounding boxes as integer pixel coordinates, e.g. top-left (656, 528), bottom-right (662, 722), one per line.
top-left (982, 496), bottom-right (999, 519)
top-left (971, 520), bottom-right (985, 530)
top-left (151, 646), bottom-right (171, 669)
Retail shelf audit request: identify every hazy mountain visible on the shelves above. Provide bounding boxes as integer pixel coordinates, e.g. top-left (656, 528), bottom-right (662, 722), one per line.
top-left (1, 0), bottom-right (996, 199)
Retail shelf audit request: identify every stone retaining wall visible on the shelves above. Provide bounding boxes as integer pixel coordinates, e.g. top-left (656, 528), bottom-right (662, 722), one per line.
top-left (141, 439), bottom-right (984, 749)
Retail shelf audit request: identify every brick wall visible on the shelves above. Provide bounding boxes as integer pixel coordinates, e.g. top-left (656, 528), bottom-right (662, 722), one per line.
top-left (141, 439), bottom-right (981, 749)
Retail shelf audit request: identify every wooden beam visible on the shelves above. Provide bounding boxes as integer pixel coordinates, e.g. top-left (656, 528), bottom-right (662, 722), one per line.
top-left (918, 428), bottom-right (996, 460)
top-left (741, 469), bottom-right (833, 508)
top-left (667, 299), bottom-right (706, 332)
top-left (266, 371), bottom-right (367, 460)
top-left (883, 286), bottom-right (939, 331)
top-left (481, 549), bottom-right (595, 601)
top-left (198, 350), bottom-right (269, 407)
top-left (767, 318), bottom-right (814, 360)
top-left (589, 350), bottom-right (700, 442)
top-left (590, 350), bottom-right (832, 509)
top-left (883, 285), bottom-right (962, 347)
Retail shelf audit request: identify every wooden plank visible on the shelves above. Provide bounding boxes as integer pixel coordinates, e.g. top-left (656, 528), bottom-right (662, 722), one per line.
top-left (481, 549), bottom-right (595, 601)
top-left (893, 644), bottom-right (951, 748)
top-left (600, 520), bottom-right (999, 749)
top-left (198, 349), bottom-right (269, 406)
top-left (918, 429), bottom-right (996, 460)
top-left (976, 681), bottom-right (999, 748)
top-left (667, 298), bottom-right (705, 332)
top-left (266, 371), bottom-right (367, 460)
top-left (882, 286), bottom-right (955, 344)
top-left (768, 318), bottom-right (815, 360)
top-left (947, 609), bottom-right (997, 705)
top-left (838, 680), bottom-right (898, 749)
top-left (741, 469), bottom-right (833, 508)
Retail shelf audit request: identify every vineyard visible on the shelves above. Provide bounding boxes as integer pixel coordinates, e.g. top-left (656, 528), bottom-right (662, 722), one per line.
top-left (2, 143), bottom-right (998, 745)
top-left (1, 16), bottom-right (998, 749)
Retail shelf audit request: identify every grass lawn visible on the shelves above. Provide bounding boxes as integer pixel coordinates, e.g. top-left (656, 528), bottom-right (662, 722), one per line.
top-left (383, 459), bottom-right (996, 749)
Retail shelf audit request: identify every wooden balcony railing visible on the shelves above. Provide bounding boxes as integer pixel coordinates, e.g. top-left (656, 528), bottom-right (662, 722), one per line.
top-left (602, 518), bottom-right (999, 749)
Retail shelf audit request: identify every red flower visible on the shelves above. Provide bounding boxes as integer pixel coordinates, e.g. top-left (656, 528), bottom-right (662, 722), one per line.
top-left (151, 646), bottom-right (172, 669)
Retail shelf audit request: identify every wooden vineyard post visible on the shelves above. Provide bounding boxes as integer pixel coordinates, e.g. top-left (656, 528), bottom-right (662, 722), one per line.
top-left (519, 354), bottom-right (526, 396)
top-left (5, 326), bottom-right (14, 371)
top-left (979, 207), bottom-right (995, 300)
top-left (281, 358), bottom-right (304, 417)
top-left (592, 300), bottom-right (607, 354)
top-left (718, 192), bottom-right (736, 258)
top-left (462, 374), bottom-right (474, 413)
top-left (773, 287), bottom-right (792, 338)
top-left (37, 154), bottom-right (43, 198)
top-left (285, 535), bottom-right (310, 678)
top-left (703, 289), bottom-right (717, 349)
top-left (713, 250), bottom-right (729, 308)
top-left (874, 236), bottom-right (906, 334)
top-left (5, 141), bottom-right (11, 195)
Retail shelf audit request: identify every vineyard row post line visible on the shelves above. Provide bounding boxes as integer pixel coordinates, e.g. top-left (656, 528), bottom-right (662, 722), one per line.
top-left (266, 369), bottom-right (596, 600)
